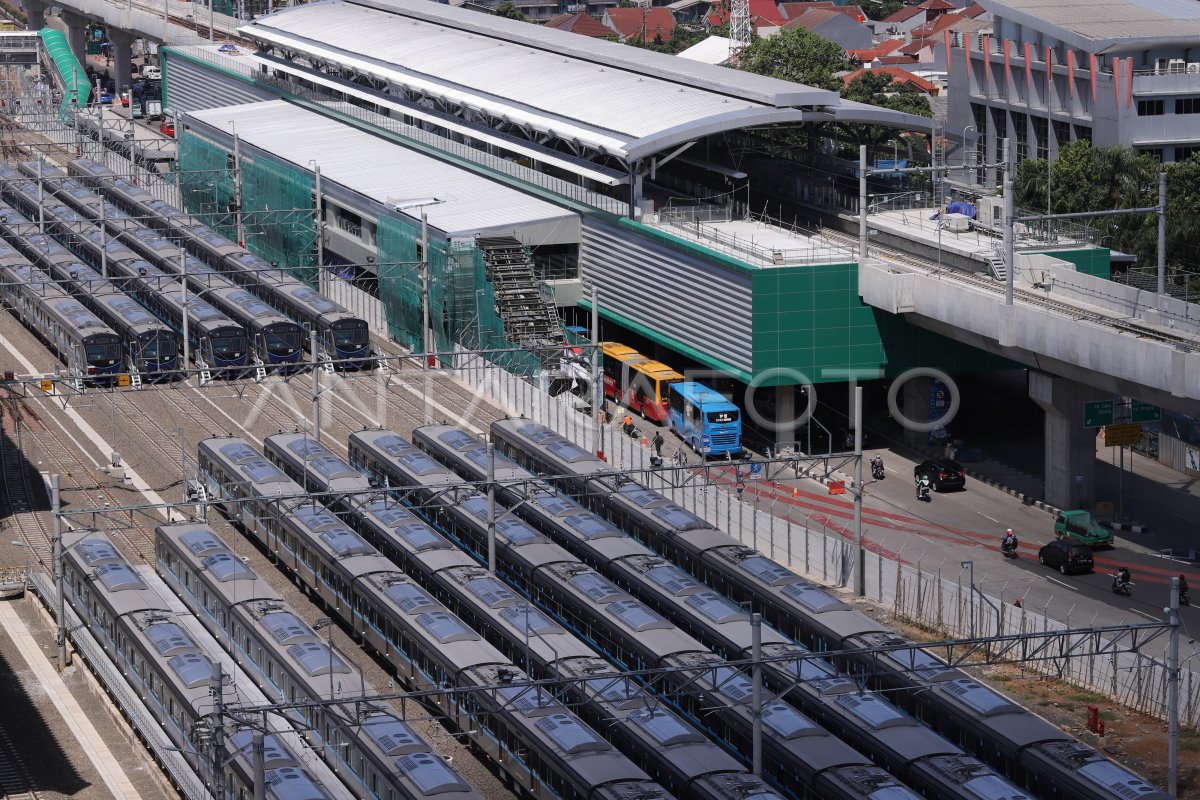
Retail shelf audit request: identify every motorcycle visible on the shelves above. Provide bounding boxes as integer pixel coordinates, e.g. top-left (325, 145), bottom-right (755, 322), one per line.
top-left (871, 462), bottom-right (885, 480)
top-left (1181, 588), bottom-right (1191, 606)
top-left (1111, 574), bottom-right (1134, 596)
top-left (916, 482), bottom-right (931, 502)
top-left (1001, 541), bottom-right (1019, 559)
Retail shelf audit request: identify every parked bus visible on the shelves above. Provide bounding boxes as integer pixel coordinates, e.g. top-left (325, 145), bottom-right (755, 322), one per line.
top-left (668, 381), bottom-right (743, 458)
top-left (600, 342), bottom-right (683, 423)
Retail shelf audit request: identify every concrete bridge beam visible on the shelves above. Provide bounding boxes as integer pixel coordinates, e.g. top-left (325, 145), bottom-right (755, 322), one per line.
top-left (108, 28), bottom-right (134, 92)
top-left (25, 0), bottom-right (46, 31)
top-left (61, 11), bottom-right (89, 64)
top-left (1030, 371), bottom-right (1096, 511)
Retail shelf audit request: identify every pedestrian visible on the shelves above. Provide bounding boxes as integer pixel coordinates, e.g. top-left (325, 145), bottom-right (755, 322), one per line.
top-left (652, 431), bottom-right (664, 457)
top-left (1013, 597), bottom-right (1022, 609)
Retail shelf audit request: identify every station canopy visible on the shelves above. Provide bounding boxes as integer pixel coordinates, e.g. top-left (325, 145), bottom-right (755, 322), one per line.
top-left (186, 101), bottom-right (580, 243)
top-left (238, 0), bottom-right (928, 164)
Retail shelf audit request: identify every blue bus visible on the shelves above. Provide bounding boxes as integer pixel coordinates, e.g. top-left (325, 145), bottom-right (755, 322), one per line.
top-left (667, 381), bottom-right (743, 458)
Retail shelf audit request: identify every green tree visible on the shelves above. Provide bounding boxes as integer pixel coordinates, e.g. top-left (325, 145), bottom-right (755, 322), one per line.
top-left (494, 0), bottom-right (525, 20)
top-left (841, 71), bottom-right (932, 117)
top-left (863, 0), bottom-right (903, 20)
top-left (737, 26), bottom-right (848, 91)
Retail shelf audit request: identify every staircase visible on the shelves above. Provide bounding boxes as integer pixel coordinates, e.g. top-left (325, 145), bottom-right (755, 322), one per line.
top-left (983, 249), bottom-right (1007, 282)
top-left (478, 236), bottom-right (564, 352)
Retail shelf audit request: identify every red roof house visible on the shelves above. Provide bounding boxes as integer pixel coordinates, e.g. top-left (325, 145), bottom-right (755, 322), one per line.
top-left (545, 12), bottom-right (614, 38)
top-left (604, 6), bottom-right (677, 41)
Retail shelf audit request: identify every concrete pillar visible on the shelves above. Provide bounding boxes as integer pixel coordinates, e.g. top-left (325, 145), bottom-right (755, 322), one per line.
top-left (774, 385), bottom-right (794, 452)
top-left (62, 12), bottom-right (88, 65)
top-left (1029, 371), bottom-right (1096, 510)
top-left (108, 29), bottom-right (134, 93)
top-left (25, 0), bottom-right (45, 30)
top-left (899, 375), bottom-right (932, 450)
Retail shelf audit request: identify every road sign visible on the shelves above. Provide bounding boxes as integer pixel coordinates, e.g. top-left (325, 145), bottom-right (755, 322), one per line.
top-left (38, 379), bottom-right (52, 392)
top-left (747, 463), bottom-right (763, 480)
top-left (1130, 401), bottom-right (1160, 423)
top-left (117, 374), bottom-right (130, 387)
top-left (1083, 400), bottom-right (1114, 428)
top-left (1102, 423), bottom-right (1143, 448)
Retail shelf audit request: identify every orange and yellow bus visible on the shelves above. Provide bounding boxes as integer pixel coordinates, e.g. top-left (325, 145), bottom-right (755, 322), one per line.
top-left (601, 342), bottom-right (683, 423)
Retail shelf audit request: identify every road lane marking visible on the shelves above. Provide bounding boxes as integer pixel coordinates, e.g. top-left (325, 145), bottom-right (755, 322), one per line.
top-left (1044, 576), bottom-right (1078, 590)
top-left (1130, 608), bottom-right (1161, 621)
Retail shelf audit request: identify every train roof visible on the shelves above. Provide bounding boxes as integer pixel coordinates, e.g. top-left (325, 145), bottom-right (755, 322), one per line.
top-left (92, 293), bottom-right (173, 332)
top-left (157, 523), bottom-right (282, 604)
top-left (265, 433), bottom-right (373, 495)
top-left (199, 436), bottom-right (304, 497)
top-left (214, 288), bottom-right (298, 325)
top-left (350, 429), bottom-right (462, 487)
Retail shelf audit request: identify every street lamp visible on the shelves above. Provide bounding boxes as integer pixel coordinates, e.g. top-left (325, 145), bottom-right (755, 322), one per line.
top-left (960, 560), bottom-right (975, 638)
top-left (961, 125), bottom-right (976, 169)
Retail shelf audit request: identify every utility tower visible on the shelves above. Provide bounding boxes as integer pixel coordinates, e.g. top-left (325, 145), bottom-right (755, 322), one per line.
top-left (728, 0), bottom-right (751, 63)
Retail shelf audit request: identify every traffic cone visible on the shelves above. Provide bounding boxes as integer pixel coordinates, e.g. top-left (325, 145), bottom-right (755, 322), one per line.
top-left (641, 436), bottom-right (648, 447)
top-left (793, 487), bottom-right (799, 498)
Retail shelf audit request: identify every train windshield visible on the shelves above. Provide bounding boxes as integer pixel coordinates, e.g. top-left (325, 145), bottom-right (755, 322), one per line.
top-left (333, 324), bottom-right (368, 349)
top-left (265, 329), bottom-right (300, 355)
top-left (85, 343), bottom-right (120, 364)
top-left (140, 333), bottom-right (176, 360)
top-left (210, 335), bottom-right (247, 357)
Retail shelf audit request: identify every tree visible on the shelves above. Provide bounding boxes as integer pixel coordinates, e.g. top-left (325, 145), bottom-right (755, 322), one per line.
top-left (841, 71), bottom-right (932, 117)
top-left (863, 0), bottom-right (903, 20)
top-left (494, 1), bottom-right (525, 21)
top-left (737, 26), bottom-right (848, 91)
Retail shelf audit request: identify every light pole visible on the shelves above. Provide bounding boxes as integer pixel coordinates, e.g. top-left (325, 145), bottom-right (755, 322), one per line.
top-left (1167, 576), bottom-right (1181, 796)
top-left (853, 386), bottom-right (865, 597)
top-left (961, 125), bottom-right (975, 169)
top-left (309, 160), bottom-right (325, 295)
top-left (960, 560), bottom-right (975, 638)
top-left (52, 473), bottom-right (65, 671)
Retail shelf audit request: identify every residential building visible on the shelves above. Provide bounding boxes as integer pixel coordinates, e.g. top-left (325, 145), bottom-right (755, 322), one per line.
top-left (545, 11), bottom-right (615, 38)
top-left (782, 7), bottom-right (873, 50)
top-left (946, 0), bottom-right (1200, 186)
top-left (603, 6), bottom-right (677, 41)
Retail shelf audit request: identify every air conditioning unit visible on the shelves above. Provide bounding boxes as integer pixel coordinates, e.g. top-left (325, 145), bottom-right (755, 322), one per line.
top-left (1170, 58), bottom-right (1187, 73)
top-left (1188, 62), bottom-right (1200, 74)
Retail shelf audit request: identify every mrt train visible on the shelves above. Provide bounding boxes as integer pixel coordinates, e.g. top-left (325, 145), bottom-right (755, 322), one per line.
top-left (0, 205), bottom-right (178, 378)
top-left (64, 159), bottom-right (372, 368)
top-left (0, 242), bottom-right (121, 380)
top-left (196, 435), bottom-right (680, 800)
top-left (0, 168), bottom-right (249, 374)
top-left (0, 163), bottom-right (303, 369)
top-left (60, 528), bottom-right (355, 800)
top-left (155, 522), bottom-right (487, 800)
top-left (488, 418), bottom-right (1172, 800)
top-left (346, 427), bottom-right (1027, 800)
top-left (261, 433), bottom-right (794, 800)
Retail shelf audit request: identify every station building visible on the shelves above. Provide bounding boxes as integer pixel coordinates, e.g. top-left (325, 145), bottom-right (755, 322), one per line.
top-left (162, 0), bottom-right (1019, 443)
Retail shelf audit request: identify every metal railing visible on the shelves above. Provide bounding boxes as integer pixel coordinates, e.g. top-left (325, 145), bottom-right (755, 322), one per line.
top-left (656, 207), bottom-right (855, 266)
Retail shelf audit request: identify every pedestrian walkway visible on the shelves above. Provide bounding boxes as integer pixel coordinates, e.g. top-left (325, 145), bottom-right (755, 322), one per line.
top-left (0, 600), bottom-right (144, 800)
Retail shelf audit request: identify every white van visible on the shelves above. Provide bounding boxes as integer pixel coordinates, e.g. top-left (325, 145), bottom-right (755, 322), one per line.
top-left (140, 65), bottom-right (161, 80)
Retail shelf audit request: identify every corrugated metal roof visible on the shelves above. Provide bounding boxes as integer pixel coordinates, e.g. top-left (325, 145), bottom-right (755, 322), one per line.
top-left (979, 0), bottom-right (1200, 49)
top-left (234, 0), bottom-right (930, 159)
top-left (185, 101), bottom-right (580, 242)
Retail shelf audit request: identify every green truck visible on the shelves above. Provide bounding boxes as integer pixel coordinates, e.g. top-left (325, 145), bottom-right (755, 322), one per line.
top-left (1053, 510), bottom-right (1114, 546)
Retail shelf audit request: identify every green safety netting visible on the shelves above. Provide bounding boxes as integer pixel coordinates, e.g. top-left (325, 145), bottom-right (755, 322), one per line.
top-left (179, 133), bottom-right (538, 367)
top-left (177, 131), bottom-right (315, 283)
top-left (377, 218), bottom-right (538, 372)
top-left (38, 28), bottom-right (91, 124)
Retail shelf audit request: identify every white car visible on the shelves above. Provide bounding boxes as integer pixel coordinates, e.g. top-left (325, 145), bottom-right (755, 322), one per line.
top-left (140, 65), bottom-right (161, 80)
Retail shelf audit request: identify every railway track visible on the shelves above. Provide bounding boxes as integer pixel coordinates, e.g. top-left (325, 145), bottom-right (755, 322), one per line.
top-left (0, 720), bottom-right (39, 800)
top-left (822, 227), bottom-right (1200, 351)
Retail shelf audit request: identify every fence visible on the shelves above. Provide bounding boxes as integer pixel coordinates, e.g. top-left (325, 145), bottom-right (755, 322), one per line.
top-left (447, 353), bottom-right (1200, 729)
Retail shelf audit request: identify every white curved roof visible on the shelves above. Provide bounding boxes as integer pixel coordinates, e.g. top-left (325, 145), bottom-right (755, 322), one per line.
top-left (240, 0), bottom-right (926, 161)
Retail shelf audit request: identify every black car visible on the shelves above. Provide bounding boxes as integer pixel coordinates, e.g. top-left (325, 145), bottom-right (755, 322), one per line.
top-left (913, 459), bottom-right (966, 491)
top-left (1037, 540), bottom-right (1094, 575)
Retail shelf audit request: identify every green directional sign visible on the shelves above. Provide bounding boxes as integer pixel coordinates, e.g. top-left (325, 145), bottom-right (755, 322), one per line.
top-left (1083, 400), bottom-right (1114, 428)
top-left (1131, 401), bottom-right (1160, 423)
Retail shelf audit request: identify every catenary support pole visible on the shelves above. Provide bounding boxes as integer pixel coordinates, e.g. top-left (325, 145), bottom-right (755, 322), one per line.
top-left (1169, 576), bottom-right (1180, 796)
top-left (1159, 171), bottom-right (1167, 298)
top-left (314, 164), bottom-right (325, 296)
top-left (180, 245), bottom-right (189, 376)
top-left (52, 473), bottom-right (64, 671)
top-left (99, 197), bottom-right (107, 278)
top-left (311, 336), bottom-right (321, 443)
top-left (1003, 138), bottom-right (1015, 306)
top-left (487, 442), bottom-right (496, 575)
top-left (210, 662), bottom-right (225, 800)
top-left (751, 612), bottom-right (763, 776)
top-left (858, 145), bottom-right (867, 261)
top-left (232, 130), bottom-right (244, 247)
top-left (590, 286), bottom-right (601, 457)
top-left (853, 386), bottom-right (865, 597)
top-left (252, 730), bottom-right (265, 800)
